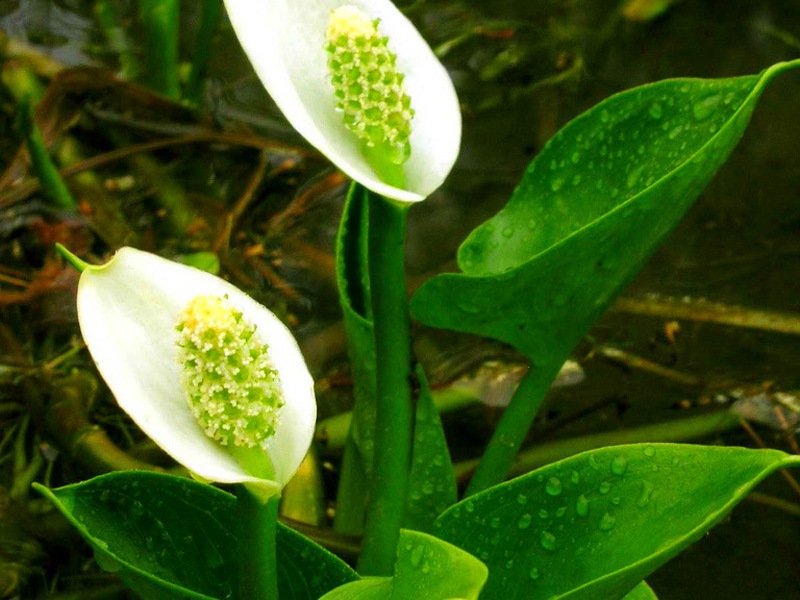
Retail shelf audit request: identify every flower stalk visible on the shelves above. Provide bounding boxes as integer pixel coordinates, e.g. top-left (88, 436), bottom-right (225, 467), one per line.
top-left (357, 192), bottom-right (414, 576)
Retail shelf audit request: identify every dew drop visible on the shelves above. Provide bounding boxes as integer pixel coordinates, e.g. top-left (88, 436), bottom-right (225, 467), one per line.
top-left (610, 456), bottom-right (628, 476)
top-left (626, 165), bottom-right (645, 190)
top-left (599, 481), bottom-right (613, 494)
top-left (422, 481), bottom-right (434, 495)
top-left (538, 509), bottom-right (549, 519)
top-left (517, 493), bottom-right (529, 505)
top-left (570, 471), bottom-right (580, 485)
top-left (571, 174), bottom-right (582, 186)
top-left (668, 124), bottom-right (684, 140)
top-left (555, 506), bottom-right (567, 518)
top-left (693, 94), bottom-right (721, 120)
top-left (526, 218), bottom-right (537, 231)
top-left (598, 512), bottom-right (617, 532)
top-left (94, 550), bottom-right (122, 573)
top-left (409, 545), bottom-right (424, 567)
top-left (545, 477), bottom-right (563, 496)
top-left (518, 513), bottom-right (532, 530)
top-left (648, 102), bottom-right (663, 119)
top-left (539, 531), bottom-right (557, 551)
top-left (490, 516), bottom-right (501, 529)
top-left (672, 457), bottom-right (681, 466)
top-left (505, 559), bottom-right (515, 570)
top-left (551, 177), bottom-right (565, 192)
top-left (571, 151), bottom-right (581, 164)
top-left (502, 226), bottom-right (514, 239)
top-left (529, 567), bottom-right (540, 580)
top-left (637, 481), bottom-right (655, 508)
top-left (465, 501), bottom-right (475, 513)
top-left (576, 494), bottom-right (590, 517)
top-left (600, 109), bottom-right (610, 123)
top-left (643, 445), bottom-right (656, 458)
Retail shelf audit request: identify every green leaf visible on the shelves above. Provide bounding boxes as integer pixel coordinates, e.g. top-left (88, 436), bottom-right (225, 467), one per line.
top-left (623, 582), bottom-right (658, 600)
top-left (404, 364), bottom-right (458, 532)
top-left (433, 444), bottom-right (800, 600)
top-left (411, 59), bottom-right (800, 494)
top-left (411, 60), bottom-right (800, 367)
top-left (34, 471), bottom-right (356, 600)
top-left (175, 251), bottom-right (220, 274)
top-left (321, 529), bottom-right (488, 600)
top-left (337, 183), bottom-right (378, 473)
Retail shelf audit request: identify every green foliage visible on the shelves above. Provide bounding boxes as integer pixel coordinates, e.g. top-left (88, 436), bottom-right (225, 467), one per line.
top-left (410, 59), bottom-right (800, 491)
top-left (34, 472), bottom-right (356, 600)
top-left (433, 444), bottom-right (800, 600)
top-left (623, 582), bottom-right (659, 600)
top-left (335, 184), bottom-right (457, 534)
top-left (412, 60), bottom-right (799, 359)
top-left (403, 365), bottom-right (458, 532)
top-left (320, 529), bottom-right (487, 600)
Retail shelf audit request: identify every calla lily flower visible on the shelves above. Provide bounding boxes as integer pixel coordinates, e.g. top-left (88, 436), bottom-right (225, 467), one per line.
top-left (224, 0), bottom-right (461, 203)
top-left (72, 247), bottom-right (316, 499)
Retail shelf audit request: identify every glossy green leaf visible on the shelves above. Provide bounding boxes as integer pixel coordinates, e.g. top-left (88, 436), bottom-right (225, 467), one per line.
top-left (623, 582), bottom-right (658, 600)
top-left (404, 364), bottom-right (458, 532)
top-left (337, 183), bottom-right (378, 472)
top-left (321, 529), bottom-right (488, 600)
top-left (433, 444), bottom-right (800, 600)
top-left (34, 471), bottom-right (356, 600)
top-left (411, 60), bottom-right (800, 367)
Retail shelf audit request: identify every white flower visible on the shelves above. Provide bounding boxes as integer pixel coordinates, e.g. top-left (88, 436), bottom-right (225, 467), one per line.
top-left (74, 247), bottom-right (316, 499)
top-left (224, 0), bottom-right (461, 203)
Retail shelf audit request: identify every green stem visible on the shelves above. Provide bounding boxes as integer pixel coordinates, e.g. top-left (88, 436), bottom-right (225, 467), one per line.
top-left (465, 363), bottom-right (561, 497)
top-left (184, 0), bottom-right (222, 104)
top-left (94, 0), bottom-right (140, 79)
top-left (455, 411), bottom-right (741, 481)
top-left (18, 100), bottom-right (76, 210)
top-left (357, 194), bottom-right (413, 576)
top-left (236, 486), bottom-right (280, 600)
top-left (139, 0), bottom-right (180, 99)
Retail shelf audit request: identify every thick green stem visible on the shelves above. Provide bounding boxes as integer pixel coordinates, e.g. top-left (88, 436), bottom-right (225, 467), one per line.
top-left (139, 0), bottom-right (180, 99)
top-left (357, 194), bottom-right (413, 576)
top-left (185, 0), bottom-right (222, 104)
top-left (465, 363), bottom-right (561, 497)
top-left (236, 487), bottom-right (280, 600)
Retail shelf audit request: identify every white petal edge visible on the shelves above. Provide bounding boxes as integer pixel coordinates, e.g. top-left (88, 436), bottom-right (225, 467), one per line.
top-left (77, 247), bottom-right (316, 495)
top-left (223, 0), bottom-right (462, 203)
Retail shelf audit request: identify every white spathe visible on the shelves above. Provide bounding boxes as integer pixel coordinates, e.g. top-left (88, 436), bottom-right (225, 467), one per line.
top-left (77, 247), bottom-right (316, 499)
top-left (223, 0), bottom-right (461, 203)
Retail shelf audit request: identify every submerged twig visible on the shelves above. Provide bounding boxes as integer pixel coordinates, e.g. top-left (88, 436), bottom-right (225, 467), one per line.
top-left (613, 294), bottom-right (800, 337)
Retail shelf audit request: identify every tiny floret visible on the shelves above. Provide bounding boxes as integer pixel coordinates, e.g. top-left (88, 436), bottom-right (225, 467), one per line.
top-left (176, 294), bottom-right (284, 448)
top-left (326, 5), bottom-right (414, 165)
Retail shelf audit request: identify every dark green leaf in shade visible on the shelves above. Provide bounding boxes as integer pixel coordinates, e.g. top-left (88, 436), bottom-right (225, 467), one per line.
top-left (433, 444), bottom-right (800, 600)
top-left (403, 364), bottom-right (458, 533)
top-left (34, 471), bottom-right (357, 600)
top-left (321, 529), bottom-right (488, 600)
top-left (622, 581), bottom-right (659, 600)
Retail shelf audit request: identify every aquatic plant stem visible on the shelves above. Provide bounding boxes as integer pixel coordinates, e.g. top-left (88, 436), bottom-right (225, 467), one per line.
top-left (236, 486), bottom-right (280, 600)
top-left (18, 101), bottom-right (76, 210)
top-left (358, 193), bottom-right (413, 576)
top-left (185, 0), bottom-right (223, 104)
top-left (465, 363), bottom-right (562, 497)
top-left (139, 0), bottom-right (180, 99)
